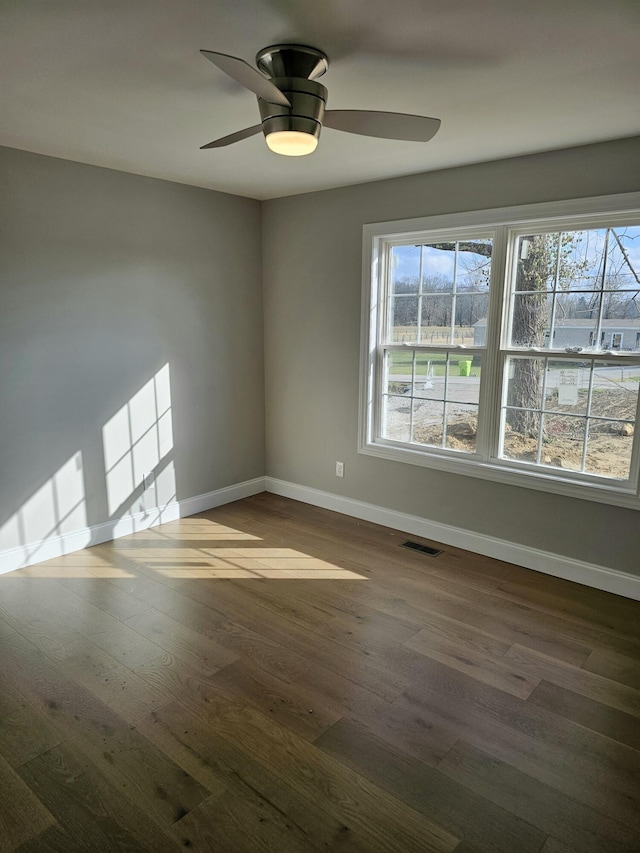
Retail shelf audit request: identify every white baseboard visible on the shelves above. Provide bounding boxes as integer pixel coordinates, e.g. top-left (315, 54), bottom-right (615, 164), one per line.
top-left (265, 477), bottom-right (640, 602)
top-left (0, 477), bottom-right (266, 575)
top-left (6, 472), bottom-right (638, 602)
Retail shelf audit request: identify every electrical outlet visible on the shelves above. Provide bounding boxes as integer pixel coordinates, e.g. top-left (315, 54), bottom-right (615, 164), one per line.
top-left (143, 472), bottom-right (155, 489)
top-left (335, 461), bottom-right (344, 478)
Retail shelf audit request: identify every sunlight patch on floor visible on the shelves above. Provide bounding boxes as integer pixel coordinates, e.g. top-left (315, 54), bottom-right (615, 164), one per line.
top-left (3, 516), bottom-right (366, 580)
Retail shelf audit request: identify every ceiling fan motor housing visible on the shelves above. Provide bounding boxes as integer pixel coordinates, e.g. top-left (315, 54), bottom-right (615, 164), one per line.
top-left (258, 77), bottom-right (328, 142)
top-left (256, 44), bottom-right (328, 81)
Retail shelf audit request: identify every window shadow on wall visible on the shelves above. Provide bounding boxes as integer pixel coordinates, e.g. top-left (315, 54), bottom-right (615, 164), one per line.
top-left (0, 364), bottom-right (176, 574)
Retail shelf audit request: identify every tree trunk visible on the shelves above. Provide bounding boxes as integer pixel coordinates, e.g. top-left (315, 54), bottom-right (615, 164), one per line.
top-left (507, 358), bottom-right (542, 435)
top-left (506, 235), bottom-right (553, 436)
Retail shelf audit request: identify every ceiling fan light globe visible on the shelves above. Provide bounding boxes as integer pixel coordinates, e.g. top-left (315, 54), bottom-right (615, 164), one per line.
top-left (266, 131), bottom-right (318, 156)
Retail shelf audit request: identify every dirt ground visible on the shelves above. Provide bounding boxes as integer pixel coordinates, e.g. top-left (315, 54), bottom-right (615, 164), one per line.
top-left (414, 389), bottom-right (636, 479)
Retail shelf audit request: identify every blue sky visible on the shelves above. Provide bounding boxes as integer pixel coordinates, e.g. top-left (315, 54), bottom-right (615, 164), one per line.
top-left (390, 226), bottom-right (640, 291)
top-left (391, 243), bottom-right (489, 285)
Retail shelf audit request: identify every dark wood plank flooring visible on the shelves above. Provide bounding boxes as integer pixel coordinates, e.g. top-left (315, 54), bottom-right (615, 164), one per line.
top-left (1, 492), bottom-right (639, 851)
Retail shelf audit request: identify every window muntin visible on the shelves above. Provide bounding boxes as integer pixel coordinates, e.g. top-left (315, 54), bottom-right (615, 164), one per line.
top-left (362, 196), bottom-right (640, 507)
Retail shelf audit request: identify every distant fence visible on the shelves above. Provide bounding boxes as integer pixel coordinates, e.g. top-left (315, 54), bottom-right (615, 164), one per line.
top-left (392, 326), bottom-right (475, 345)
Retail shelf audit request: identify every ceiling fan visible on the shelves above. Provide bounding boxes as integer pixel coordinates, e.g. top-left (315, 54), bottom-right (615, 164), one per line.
top-left (200, 44), bottom-right (441, 156)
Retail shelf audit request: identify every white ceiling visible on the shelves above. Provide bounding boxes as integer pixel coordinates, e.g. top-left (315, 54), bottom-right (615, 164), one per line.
top-left (2, 0), bottom-right (639, 200)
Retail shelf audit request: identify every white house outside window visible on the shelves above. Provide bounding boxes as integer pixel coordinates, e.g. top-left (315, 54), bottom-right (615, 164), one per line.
top-left (359, 193), bottom-right (640, 509)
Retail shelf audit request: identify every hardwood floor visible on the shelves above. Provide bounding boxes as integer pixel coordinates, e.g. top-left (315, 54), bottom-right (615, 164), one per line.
top-left (1, 492), bottom-right (639, 851)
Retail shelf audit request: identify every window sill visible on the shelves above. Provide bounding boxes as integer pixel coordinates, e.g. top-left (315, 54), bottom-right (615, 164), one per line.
top-left (358, 438), bottom-right (640, 510)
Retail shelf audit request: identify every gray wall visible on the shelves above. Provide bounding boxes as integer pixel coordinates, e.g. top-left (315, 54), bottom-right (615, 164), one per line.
top-left (0, 147), bottom-right (264, 552)
top-left (262, 137), bottom-right (640, 576)
top-left (4, 137), bottom-right (640, 577)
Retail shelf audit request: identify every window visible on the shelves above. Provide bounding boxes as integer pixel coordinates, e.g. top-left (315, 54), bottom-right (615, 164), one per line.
top-left (381, 235), bottom-right (491, 452)
top-left (359, 193), bottom-right (640, 508)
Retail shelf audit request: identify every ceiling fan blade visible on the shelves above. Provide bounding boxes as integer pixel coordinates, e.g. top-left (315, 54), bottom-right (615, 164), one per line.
top-left (323, 110), bottom-right (441, 142)
top-left (200, 50), bottom-right (291, 107)
top-left (200, 124), bottom-right (263, 149)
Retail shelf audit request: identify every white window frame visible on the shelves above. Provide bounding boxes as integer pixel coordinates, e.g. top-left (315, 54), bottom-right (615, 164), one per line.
top-left (359, 192), bottom-right (640, 510)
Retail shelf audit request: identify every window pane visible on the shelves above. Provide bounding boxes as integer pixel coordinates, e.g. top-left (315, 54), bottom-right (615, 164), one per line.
top-left (420, 295), bottom-right (453, 344)
top-left (455, 294), bottom-right (488, 340)
top-left (389, 246), bottom-right (420, 293)
top-left (590, 363), bottom-right (639, 422)
top-left (390, 246), bottom-right (419, 294)
top-left (502, 411), bottom-right (542, 463)
top-left (509, 226), bottom-right (640, 353)
top-left (445, 404), bottom-right (478, 452)
top-left (509, 292), bottom-right (551, 348)
top-left (385, 351), bottom-right (413, 395)
top-left (448, 355), bottom-right (482, 403)
top-left (540, 414), bottom-right (585, 472)
top-left (514, 234), bottom-right (557, 291)
top-left (412, 352), bottom-right (441, 398)
top-left (505, 356), bottom-right (545, 413)
top-left (544, 361), bottom-right (589, 414)
top-left (382, 395), bottom-right (411, 441)
top-left (586, 420), bottom-right (634, 479)
top-left (390, 296), bottom-right (418, 342)
top-left (412, 401), bottom-right (445, 446)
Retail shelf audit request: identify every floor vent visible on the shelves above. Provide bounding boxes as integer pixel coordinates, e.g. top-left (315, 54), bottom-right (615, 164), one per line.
top-left (402, 541), bottom-right (443, 557)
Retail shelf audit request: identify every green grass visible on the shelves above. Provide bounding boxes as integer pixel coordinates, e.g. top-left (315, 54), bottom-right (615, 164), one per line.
top-left (388, 351), bottom-right (481, 377)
